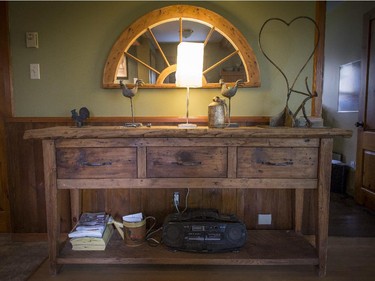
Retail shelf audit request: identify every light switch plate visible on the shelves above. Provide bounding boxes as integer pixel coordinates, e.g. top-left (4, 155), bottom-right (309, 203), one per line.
top-left (30, 64), bottom-right (40, 79)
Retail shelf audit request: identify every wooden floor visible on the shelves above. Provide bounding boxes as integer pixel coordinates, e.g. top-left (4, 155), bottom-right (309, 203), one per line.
top-left (329, 193), bottom-right (375, 236)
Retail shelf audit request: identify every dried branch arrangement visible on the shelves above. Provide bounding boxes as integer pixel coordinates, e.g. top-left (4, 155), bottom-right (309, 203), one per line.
top-left (259, 16), bottom-right (320, 127)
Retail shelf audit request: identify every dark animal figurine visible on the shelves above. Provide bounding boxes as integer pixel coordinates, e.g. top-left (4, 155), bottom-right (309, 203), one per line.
top-left (220, 79), bottom-right (243, 125)
top-left (71, 107), bottom-right (90, 127)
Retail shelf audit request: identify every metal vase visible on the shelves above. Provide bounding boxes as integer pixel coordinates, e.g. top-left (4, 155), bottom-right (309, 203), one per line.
top-left (208, 96), bottom-right (227, 128)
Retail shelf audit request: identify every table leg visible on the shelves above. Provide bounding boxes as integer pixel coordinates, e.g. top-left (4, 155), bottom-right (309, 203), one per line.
top-left (294, 189), bottom-right (304, 233)
top-left (315, 138), bottom-right (333, 277)
top-left (43, 140), bottom-right (61, 274)
top-left (70, 189), bottom-right (81, 226)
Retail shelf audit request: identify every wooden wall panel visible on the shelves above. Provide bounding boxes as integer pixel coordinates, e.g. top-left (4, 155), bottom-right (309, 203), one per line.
top-left (7, 122), bottom-right (40, 232)
top-left (244, 189), bottom-right (293, 230)
top-left (6, 120), bottom-right (315, 234)
top-left (0, 2), bottom-right (12, 232)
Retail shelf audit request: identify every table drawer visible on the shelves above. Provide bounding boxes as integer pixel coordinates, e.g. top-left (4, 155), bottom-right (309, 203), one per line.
top-left (147, 147), bottom-right (227, 178)
top-left (56, 148), bottom-right (137, 179)
top-left (237, 147), bottom-right (318, 178)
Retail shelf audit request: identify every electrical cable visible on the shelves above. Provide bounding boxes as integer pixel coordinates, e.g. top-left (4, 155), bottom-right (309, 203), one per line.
top-left (174, 199), bottom-right (180, 213)
top-left (181, 188), bottom-right (190, 214)
top-left (174, 188), bottom-right (190, 214)
top-left (146, 226), bottom-right (163, 247)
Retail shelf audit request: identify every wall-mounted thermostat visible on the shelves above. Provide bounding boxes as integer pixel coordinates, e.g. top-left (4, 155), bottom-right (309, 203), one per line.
top-left (26, 32), bottom-right (39, 48)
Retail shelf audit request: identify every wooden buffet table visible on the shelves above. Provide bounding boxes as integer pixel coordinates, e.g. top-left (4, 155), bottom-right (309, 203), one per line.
top-left (24, 126), bottom-right (352, 276)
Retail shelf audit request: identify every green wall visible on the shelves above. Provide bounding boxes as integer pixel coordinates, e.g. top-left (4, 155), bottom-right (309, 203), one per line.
top-left (9, 1), bottom-right (315, 118)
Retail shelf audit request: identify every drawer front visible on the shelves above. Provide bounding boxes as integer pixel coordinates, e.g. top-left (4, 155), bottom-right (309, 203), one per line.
top-left (147, 147), bottom-right (227, 178)
top-left (57, 148), bottom-right (137, 179)
top-left (237, 147), bottom-right (318, 178)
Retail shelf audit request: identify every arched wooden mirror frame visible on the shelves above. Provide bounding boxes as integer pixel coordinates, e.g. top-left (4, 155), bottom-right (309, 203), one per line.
top-left (102, 5), bottom-right (261, 89)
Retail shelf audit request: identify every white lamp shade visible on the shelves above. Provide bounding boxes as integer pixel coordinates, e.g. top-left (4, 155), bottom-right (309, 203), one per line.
top-left (175, 42), bottom-right (204, 88)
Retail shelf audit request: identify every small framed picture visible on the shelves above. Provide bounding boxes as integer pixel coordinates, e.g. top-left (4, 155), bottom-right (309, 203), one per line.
top-left (338, 60), bottom-right (360, 112)
top-left (117, 55), bottom-right (128, 79)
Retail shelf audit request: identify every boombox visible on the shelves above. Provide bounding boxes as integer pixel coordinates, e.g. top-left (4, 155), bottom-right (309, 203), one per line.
top-left (162, 209), bottom-right (247, 253)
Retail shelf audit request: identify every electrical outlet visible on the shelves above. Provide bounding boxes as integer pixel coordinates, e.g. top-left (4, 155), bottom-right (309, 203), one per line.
top-left (173, 192), bottom-right (180, 206)
top-left (258, 214), bottom-right (272, 225)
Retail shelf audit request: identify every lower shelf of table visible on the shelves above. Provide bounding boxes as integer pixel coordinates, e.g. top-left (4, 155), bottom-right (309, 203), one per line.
top-left (57, 230), bottom-right (319, 266)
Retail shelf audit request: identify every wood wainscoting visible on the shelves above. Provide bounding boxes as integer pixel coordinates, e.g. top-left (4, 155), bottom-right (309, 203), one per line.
top-left (5, 117), bottom-right (317, 234)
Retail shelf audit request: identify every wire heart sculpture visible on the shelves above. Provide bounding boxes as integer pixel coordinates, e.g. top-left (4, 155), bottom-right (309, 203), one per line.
top-left (258, 16), bottom-right (320, 127)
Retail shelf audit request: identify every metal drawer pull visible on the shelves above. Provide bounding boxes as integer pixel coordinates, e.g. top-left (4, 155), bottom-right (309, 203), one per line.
top-left (81, 161), bottom-right (112, 167)
top-left (173, 161), bottom-right (202, 166)
top-left (261, 161), bottom-right (293, 166)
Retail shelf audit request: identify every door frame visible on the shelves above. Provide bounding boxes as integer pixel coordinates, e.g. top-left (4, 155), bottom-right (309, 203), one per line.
top-left (355, 7), bottom-right (375, 210)
top-left (0, 1), bottom-right (12, 232)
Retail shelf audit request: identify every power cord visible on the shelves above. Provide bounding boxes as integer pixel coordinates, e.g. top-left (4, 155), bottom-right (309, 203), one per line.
top-left (174, 188), bottom-right (190, 214)
top-left (148, 188), bottom-right (191, 246)
top-left (146, 226), bottom-right (163, 247)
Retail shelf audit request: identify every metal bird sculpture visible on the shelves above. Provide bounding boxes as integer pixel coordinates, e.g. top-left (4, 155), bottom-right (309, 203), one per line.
top-left (220, 79), bottom-right (243, 126)
top-left (71, 107), bottom-right (90, 127)
top-left (120, 79), bottom-right (144, 127)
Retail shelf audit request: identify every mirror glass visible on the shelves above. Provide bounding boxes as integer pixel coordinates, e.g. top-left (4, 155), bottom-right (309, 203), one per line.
top-left (116, 20), bottom-right (246, 86)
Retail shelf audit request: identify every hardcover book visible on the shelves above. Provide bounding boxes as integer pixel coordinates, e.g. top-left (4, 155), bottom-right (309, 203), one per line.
top-left (70, 224), bottom-right (114, 251)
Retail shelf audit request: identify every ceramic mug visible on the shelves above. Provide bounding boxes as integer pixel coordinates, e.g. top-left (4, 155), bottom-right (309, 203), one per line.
top-left (123, 216), bottom-right (156, 246)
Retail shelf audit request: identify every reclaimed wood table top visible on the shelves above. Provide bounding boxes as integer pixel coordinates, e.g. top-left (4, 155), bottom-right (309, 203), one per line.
top-left (23, 126), bottom-right (353, 140)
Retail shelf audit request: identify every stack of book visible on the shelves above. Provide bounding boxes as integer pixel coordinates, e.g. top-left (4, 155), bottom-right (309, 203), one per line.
top-left (68, 212), bottom-right (113, 251)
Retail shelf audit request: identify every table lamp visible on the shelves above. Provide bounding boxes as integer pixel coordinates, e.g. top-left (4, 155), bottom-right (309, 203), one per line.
top-left (175, 42), bottom-right (204, 128)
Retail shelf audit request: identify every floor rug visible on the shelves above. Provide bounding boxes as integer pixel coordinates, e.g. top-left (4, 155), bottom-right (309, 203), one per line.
top-left (0, 238), bottom-right (48, 281)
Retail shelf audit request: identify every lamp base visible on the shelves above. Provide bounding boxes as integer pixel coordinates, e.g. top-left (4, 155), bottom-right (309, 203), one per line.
top-left (226, 123), bottom-right (239, 128)
top-left (124, 123), bottom-right (143, 128)
top-left (178, 123), bottom-right (197, 129)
